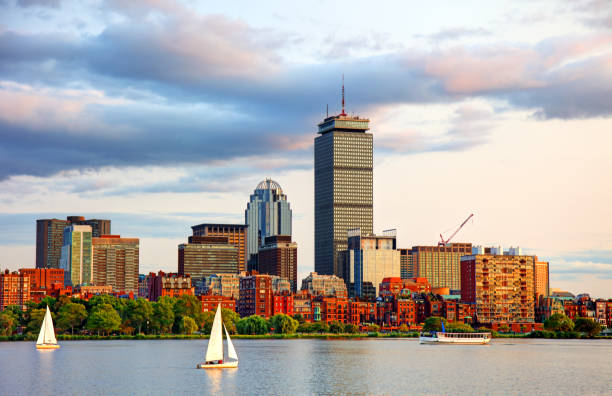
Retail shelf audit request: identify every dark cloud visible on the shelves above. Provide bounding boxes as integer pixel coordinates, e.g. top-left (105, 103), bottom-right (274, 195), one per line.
top-left (0, 3), bottom-right (611, 180)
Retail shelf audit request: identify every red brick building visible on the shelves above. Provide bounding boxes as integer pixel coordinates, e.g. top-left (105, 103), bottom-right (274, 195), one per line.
top-left (348, 301), bottom-right (377, 325)
top-left (315, 297), bottom-right (349, 324)
top-left (294, 290), bottom-right (313, 322)
top-left (273, 293), bottom-right (294, 316)
top-left (199, 295), bottom-right (236, 312)
top-left (147, 271), bottom-right (194, 301)
top-left (378, 297), bottom-right (417, 328)
top-left (0, 270), bottom-right (30, 310)
top-left (238, 273), bottom-right (273, 317)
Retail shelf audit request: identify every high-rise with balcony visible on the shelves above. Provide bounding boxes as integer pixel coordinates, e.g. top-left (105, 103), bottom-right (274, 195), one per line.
top-left (314, 98), bottom-right (372, 275)
top-left (92, 235), bottom-right (139, 293)
top-left (245, 179), bottom-right (292, 271)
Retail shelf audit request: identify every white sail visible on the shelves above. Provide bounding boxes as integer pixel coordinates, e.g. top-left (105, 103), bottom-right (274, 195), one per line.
top-left (224, 323), bottom-right (238, 361)
top-left (205, 304), bottom-right (224, 362)
top-left (37, 306), bottom-right (57, 345)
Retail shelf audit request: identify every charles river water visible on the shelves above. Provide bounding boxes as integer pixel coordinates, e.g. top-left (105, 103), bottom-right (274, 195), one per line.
top-left (0, 338), bottom-right (610, 395)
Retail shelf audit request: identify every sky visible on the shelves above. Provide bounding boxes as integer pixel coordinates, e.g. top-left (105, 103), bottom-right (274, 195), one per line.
top-left (0, 0), bottom-right (611, 298)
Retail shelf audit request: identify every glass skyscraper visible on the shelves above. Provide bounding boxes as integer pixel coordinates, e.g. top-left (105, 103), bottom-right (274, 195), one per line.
top-left (245, 179), bottom-right (292, 270)
top-left (314, 112), bottom-right (373, 275)
top-left (60, 225), bottom-right (93, 287)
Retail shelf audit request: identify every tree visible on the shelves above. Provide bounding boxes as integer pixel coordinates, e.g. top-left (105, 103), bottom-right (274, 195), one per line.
top-left (152, 298), bottom-right (175, 334)
top-left (328, 321), bottom-right (343, 334)
top-left (86, 303), bottom-right (121, 336)
top-left (236, 315), bottom-right (269, 335)
top-left (297, 323), bottom-right (314, 333)
top-left (57, 302), bottom-right (87, 335)
top-left (173, 295), bottom-right (200, 318)
top-left (398, 324), bottom-right (410, 333)
top-left (26, 308), bottom-right (47, 334)
top-left (0, 311), bottom-right (17, 336)
top-left (423, 316), bottom-right (446, 332)
top-left (544, 313), bottom-right (574, 332)
top-left (574, 317), bottom-right (603, 337)
top-left (3, 305), bottom-right (25, 329)
top-left (200, 311), bottom-right (216, 334)
top-left (220, 309), bottom-right (240, 334)
top-left (269, 314), bottom-right (299, 334)
top-left (498, 324), bottom-right (511, 333)
top-left (181, 316), bottom-right (198, 335)
top-left (293, 314), bottom-right (305, 324)
top-left (128, 298), bottom-right (153, 334)
top-left (366, 323), bottom-right (380, 333)
top-left (312, 322), bottom-right (329, 333)
top-left (343, 323), bottom-right (359, 334)
top-left (446, 321), bottom-right (475, 333)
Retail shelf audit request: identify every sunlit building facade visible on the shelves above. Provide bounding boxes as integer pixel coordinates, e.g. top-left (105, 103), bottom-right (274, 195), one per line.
top-left (60, 225), bottom-right (93, 287)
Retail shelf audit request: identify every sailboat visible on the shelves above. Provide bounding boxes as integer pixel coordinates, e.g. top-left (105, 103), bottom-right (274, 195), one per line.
top-left (36, 306), bottom-right (59, 350)
top-left (197, 304), bottom-right (238, 369)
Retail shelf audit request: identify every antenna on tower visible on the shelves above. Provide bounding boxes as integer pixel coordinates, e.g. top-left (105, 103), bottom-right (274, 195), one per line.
top-left (326, 104), bottom-right (329, 118)
top-left (340, 74), bottom-right (346, 116)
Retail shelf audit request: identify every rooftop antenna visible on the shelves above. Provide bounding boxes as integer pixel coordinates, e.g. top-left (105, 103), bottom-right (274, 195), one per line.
top-left (326, 104), bottom-right (329, 118)
top-left (340, 74), bottom-right (347, 116)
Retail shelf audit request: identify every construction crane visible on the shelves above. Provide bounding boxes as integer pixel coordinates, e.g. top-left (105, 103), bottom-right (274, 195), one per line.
top-left (438, 213), bottom-right (474, 247)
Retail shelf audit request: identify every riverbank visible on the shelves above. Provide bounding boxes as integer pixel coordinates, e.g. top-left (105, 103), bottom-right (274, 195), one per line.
top-left (2, 332), bottom-right (610, 341)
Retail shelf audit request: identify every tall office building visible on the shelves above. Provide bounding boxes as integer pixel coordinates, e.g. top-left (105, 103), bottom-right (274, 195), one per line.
top-left (258, 235), bottom-right (298, 292)
top-left (337, 228), bottom-right (400, 297)
top-left (398, 248), bottom-right (415, 279)
top-left (534, 258), bottom-right (550, 299)
top-left (0, 270), bottom-right (30, 310)
top-left (92, 235), bottom-right (140, 293)
top-left (60, 225), bottom-right (93, 287)
top-left (314, 99), bottom-right (373, 275)
top-left (245, 179), bottom-right (292, 271)
top-left (409, 243), bottom-right (472, 291)
top-left (191, 224), bottom-right (247, 272)
top-left (178, 236), bottom-right (239, 285)
top-left (36, 216), bottom-right (111, 268)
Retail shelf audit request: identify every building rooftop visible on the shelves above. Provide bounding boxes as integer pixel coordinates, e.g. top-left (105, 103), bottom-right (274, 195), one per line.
top-left (317, 114), bottom-right (370, 134)
top-left (255, 178), bottom-right (283, 192)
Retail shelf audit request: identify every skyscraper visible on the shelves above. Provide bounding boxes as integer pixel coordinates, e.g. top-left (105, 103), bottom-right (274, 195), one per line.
top-left (314, 97), bottom-right (373, 275)
top-left (409, 243), bottom-right (472, 292)
top-left (178, 235), bottom-right (239, 285)
top-left (191, 224), bottom-right (248, 272)
top-left (245, 179), bottom-right (292, 270)
top-left (60, 225), bottom-right (93, 286)
top-left (258, 235), bottom-right (298, 292)
top-left (92, 235), bottom-right (140, 293)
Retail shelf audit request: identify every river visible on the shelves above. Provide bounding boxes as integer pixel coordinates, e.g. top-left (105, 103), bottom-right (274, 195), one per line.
top-left (0, 338), bottom-right (610, 395)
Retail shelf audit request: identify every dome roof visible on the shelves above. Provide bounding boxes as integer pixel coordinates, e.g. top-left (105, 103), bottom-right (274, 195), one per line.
top-left (256, 178), bottom-right (283, 192)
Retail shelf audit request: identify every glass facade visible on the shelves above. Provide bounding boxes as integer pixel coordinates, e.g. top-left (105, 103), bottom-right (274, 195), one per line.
top-left (60, 225), bottom-right (93, 286)
top-left (315, 115), bottom-right (373, 275)
top-left (245, 179), bottom-right (292, 271)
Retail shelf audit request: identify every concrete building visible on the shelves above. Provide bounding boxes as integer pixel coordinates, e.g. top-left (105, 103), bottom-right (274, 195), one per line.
top-left (92, 235), bottom-right (139, 293)
top-left (60, 225), bottom-right (93, 287)
top-left (197, 273), bottom-right (240, 299)
top-left (398, 249), bottom-right (415, 279)
top-left (314, 107), bottom-right (373, 276)
top-left (36, 216), bottom-right (111, 269)
top-left (258, 235), bottom-right (298, 292)
top-left (461, 254), bottom-right (535, 324)
top-left (0, 270), bottom-right (30, 310)
top-left (300, 272), bottom-right (348, 298)
top-left (337, 228), bottom-right (400, 298)
top-left (191, 224), bottom-right (247, 272)
top-left (178, 236), bottom-right (239, 286)
top-left (534, 258), bottom-right (550, 299)
top-left (245, 178), bottom-right (292, 271)
top-left (409, 243), bottom-right (472, 291)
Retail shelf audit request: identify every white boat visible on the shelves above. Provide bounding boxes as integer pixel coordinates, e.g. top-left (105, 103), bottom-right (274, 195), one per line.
top-left (419, 331), bottom-right (491, 344)
top-left (197, 304), bottom-right (238, 369)
top-left (36, 306), bottom-right (60, 350)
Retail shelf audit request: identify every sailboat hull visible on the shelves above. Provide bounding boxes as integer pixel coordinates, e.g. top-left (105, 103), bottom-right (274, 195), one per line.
top-left (196, 361), bottom-right (238, 369)
top-left (36, 344), bottom-right (60, 350)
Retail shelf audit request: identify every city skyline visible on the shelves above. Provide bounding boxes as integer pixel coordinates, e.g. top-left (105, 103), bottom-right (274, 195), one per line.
top-left (0, 0), bottom-right (611, 298)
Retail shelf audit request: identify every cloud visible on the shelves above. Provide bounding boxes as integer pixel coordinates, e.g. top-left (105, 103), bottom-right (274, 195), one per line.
top-left (422, 27), bottom-right (492, 42)
top-left (16, 0), bottom-right (61, 8)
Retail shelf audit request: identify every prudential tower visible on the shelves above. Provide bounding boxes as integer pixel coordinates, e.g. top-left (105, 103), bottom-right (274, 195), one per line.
top-left (314, 87), bottom-right (373, 275)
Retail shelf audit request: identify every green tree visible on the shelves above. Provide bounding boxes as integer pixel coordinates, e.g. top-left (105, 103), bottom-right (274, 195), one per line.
top-left (269, 314), bottom-right (299, 334)
top-left (446, 321), bottom-right (475, 333)
top-left (86, 303), bottom-right (121, 335)
top-left (574, 317), bottom-right (603, 337)
top-left (328, 320), bottom-right (343, 334)
top-left (236, 315), bottom-right (269, 335)
top-left (57, 302), bottom-right (87, 335)
top-left (423, 316), bottom-right (446, 332)
top-left (343, 323), bottom-right (359, 334)
top-left (312, 322), bottom-right (330, 333)
top-left (26, 308), bottom-right (47, 334)
top-left (498, 324), bottom-right (511, 333)
top-left (398, 324), bottom-right (410, 333)
top-left (293, 314), bottom-right (305, 324)
top-left (366, 323), bottom-right (380, 333)
top-left (152, 298), bottom-right (175, 334)
top-left (200, 311), bottom-right (216, 334)
top-left (297, 322), bottom-right (314, 333)
top-left (544, 313), bottom-right (574, 332)
top-left (0, 311), bottom-right (17, 336)
top-left (128, 298), bottom-right (153, 334)
top-left (174, 295), bottom-right (200, 318)
top-left (3, 305), bottom-right (25, 329)
top-left (181, 316), bottom-right (198, 335)
top-left (37, 297), bottom-right (57, 312)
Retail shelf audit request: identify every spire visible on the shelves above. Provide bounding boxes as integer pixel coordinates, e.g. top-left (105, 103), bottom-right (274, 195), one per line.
top-left (340, 74), bottom-right (347, 116)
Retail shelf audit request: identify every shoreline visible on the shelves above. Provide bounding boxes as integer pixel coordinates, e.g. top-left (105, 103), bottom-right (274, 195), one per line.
top-left (2, 333), bottom-right (611, 341)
